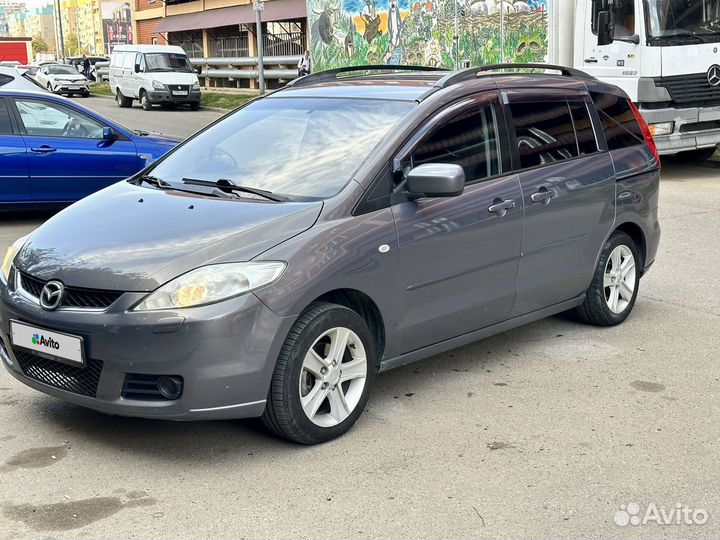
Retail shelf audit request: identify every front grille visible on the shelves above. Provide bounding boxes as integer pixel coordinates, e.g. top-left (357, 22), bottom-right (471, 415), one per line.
top-left (19, 272), bottom-right (123, 310)
top-left (657, 73), bottom-right (720, 108)
top-left (679, 120), bottom-right (720, 133)
top-left (13, 348), bottom-right (103, 398)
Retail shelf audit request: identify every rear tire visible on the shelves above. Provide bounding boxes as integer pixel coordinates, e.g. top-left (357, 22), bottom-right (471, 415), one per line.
top-left (262, 302), bottom-right (376, 444)
top-left (116, 90), bottom-right (131, 108)
top-left (140, 91), bottom-right (153, 111)
top-left (677, 146), bottom-right (717, 162)
top-left (575, 231), bottom-right (640, 326)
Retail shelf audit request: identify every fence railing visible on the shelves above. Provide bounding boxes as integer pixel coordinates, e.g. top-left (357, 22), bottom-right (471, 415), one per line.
top-left (212, 35), bottom-right (250, 58)
top-left (262, 31), bottom-right (305, 57)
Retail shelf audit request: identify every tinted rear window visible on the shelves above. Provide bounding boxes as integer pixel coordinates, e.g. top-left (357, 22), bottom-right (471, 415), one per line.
top-left (569, 101), bottom-right (598, 155)
top-left (591, 92), bottom-right (644, 150)
top-left (510, 101), bottom-right (579, 169)
top-left (0, 73), bottom-right (12, 87)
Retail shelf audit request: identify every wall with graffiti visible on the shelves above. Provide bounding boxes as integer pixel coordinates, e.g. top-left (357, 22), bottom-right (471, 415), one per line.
top-left (309, 0), bottom-right (549, 72)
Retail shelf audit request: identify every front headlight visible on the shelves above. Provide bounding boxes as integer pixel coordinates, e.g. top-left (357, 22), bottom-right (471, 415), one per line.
top-left (132, 262), bottom-right (286, 311)
top-left (192, 81), bottom-right (200, 90)
top-left (2, 235), bottom-right (29, 283)
top-left (152, 80), bottom-right (165, 90)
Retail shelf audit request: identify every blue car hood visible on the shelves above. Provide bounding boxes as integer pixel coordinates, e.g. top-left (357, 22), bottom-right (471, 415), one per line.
top-left (17, 182), bottom-right (322, 292)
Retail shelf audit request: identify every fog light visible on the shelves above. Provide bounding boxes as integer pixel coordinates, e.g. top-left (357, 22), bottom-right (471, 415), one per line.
top-left (648, 122), bottom-right (674, 136)
top-left (156, 376), bottom-right (183, 400)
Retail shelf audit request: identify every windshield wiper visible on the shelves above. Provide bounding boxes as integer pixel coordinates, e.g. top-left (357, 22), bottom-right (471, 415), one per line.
top-left (132, 174), bottom-right (172, 188)
top-left (181, 178), bottom-right (290, 202)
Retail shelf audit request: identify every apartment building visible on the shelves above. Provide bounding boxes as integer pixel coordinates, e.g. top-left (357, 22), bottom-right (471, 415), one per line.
top-left (0, 1), bottom-right (25, 37)
top-left (25, 5), bottom-right (56, 52)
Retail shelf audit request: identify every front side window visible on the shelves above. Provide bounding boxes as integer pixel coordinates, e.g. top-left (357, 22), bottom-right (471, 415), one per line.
top-left (397, 103), bottom-right (503, 188)
top-left (16, 99), bottom-right (105, 139)
top-left (148, 97), bottom-right (415, 199)
top-left (145, 53), bottom-right (194, 73)
top-left (510, 101), bottom-right (580, 169)
top-left (592, 0), bottom-right (636, 37)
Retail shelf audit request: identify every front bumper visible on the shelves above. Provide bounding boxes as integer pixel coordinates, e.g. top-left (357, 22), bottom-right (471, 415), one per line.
top-left (147, 89), bottom-right (201, 105)
top-left (53, 82), bottom-right (89, 94)
top-left (642, 105), bottom-right (720, 155)
top-left (0, 282), bottom-right (295, 420)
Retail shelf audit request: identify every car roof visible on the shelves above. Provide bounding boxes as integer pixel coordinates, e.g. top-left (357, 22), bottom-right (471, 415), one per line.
top-left (111, 44), bottom-right (185, 54)
top-left (0, 66), bottom-right (46, 91)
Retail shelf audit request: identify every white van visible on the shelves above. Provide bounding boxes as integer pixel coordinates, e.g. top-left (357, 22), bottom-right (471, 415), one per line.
top-left (109, 45), bottom-right (201, 111)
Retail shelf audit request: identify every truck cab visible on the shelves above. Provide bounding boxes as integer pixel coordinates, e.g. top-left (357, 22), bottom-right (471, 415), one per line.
top-left (568, 0), bottom-right (720, 158)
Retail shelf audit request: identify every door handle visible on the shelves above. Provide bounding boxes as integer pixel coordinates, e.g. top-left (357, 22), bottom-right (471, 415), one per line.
top-left (531, 188), bottom-right (554, 204)
top-left (488, 198), bottom-right (516, 216)
top-left (30, 146), bottom-right (57, 153)
top-left (584, 57), bottom-right (598, 63)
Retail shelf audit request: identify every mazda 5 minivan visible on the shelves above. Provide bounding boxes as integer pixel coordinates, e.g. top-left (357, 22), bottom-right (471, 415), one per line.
top-left (0, 64), bottom-right (661, 444)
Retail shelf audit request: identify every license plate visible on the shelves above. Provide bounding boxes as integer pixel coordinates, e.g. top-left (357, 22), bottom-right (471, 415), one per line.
top-left (69, 85), bottom-right (80, 89)
top-left (172, 91), bottom-right (188, 96)
top-left (10, 320), bottom-right (84, 367)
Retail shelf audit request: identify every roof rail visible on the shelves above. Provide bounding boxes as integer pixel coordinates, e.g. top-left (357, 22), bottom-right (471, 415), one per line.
top-left (434, 63), bottom-right (596, 89)
top-left (286, 64), bottom-right (449, 88)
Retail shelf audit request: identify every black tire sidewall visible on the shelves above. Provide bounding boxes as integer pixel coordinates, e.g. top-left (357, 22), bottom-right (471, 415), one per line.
top-left (272, 305), bottom-right (376, 444)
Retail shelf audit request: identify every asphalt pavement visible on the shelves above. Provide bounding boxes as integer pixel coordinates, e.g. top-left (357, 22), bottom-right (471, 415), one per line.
top-left (0, 100), bottom-right (718, 538)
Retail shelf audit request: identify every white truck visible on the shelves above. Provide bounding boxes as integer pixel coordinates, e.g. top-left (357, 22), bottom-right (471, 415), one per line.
top-left (553, 0), bottom-right (720, 159)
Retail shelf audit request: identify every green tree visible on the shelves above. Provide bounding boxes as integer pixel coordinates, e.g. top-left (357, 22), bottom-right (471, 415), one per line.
top-left (32, 35), bottom-right (50, 54)
top-left (64, 34), bottom-right (79, 56)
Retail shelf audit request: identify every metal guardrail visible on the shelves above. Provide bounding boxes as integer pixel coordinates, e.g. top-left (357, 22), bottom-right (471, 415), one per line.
top-left (191, 55), bottom-right (301, 81)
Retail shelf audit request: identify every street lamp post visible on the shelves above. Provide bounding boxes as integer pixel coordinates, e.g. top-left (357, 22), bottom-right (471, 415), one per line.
top-left (253, 0), bottom-right (265, 95)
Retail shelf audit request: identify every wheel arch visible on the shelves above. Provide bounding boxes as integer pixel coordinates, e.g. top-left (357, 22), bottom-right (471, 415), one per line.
top-left (310, 288), bottom-right (386, 370)
top-left (614, 221), bottom-right (647, 273)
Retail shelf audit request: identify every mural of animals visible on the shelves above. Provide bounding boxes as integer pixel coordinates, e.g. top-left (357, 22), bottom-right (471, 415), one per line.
top-left (308, 0), bottom-right (549, 71)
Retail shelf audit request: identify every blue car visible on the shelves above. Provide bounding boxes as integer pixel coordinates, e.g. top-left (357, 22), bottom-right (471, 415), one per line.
top-left (0, 89), bottom-right (180, 209)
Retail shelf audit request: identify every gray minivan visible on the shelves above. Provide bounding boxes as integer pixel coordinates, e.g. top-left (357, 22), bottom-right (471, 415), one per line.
top-left (0, 64), bottom-right (661, 444)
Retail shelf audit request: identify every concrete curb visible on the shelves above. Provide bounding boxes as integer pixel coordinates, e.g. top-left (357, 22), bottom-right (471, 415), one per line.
top-left (89, 92), bottom-right (229, 112)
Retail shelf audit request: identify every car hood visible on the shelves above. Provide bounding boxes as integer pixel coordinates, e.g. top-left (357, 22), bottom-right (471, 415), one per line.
top-left (50, 73), bottom-right (87, 82)
top-left (16, 182), bottom-right (322, 292)
top-left (150, 72), bottom-right (199, 85)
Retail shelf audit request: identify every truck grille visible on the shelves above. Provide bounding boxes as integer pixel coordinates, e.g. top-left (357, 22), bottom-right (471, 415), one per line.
top-left (657, 73), bottom-right (720, 108)
top-left (13, 348), bottom-right (103, 398)
top-left (19, 272), bottom-right (123, 310)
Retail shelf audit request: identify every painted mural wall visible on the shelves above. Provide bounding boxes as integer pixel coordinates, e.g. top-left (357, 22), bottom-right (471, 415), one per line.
top-left (308, 0), bottom-right (549, 72)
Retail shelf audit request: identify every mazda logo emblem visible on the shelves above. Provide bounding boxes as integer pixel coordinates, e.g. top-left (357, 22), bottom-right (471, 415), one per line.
top-left (39, 280), bottom-right (65, 311)
top-left (708, 65), bottom-right (720, 87)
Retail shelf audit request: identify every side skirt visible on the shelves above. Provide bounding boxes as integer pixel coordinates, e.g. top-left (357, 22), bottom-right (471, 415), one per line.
top-left (379, 294), bottom-right (585, 373)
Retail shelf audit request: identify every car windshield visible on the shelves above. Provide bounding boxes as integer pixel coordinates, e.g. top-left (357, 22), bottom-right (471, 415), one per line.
top-left (148, 97), bottom-right (415, 199)
top-left (48, 65), bottom-right (80, 75)
top-left (145, 53), bottom-right (194, 73)
top-left (645, 0), bottom-right (720, 38)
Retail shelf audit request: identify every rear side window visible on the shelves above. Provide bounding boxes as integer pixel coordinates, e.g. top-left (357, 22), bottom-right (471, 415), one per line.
top-left (509, 101), bottom-right (579, 169)
top-left (0, 73), bottom-right (12, 87)
top-left (403, 103), bottom-right (503, 185)
top-left (591, 92), bottom-right (644, 150)
top-left (569, 101), bottom-right (598, 155)
top-left (0, 98), bottom-right (13, 134)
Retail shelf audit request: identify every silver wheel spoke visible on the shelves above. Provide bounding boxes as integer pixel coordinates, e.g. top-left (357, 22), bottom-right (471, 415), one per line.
top-left (603, 273), bottom-right (613, 288)
top-left (328, 386), bottom-right (350, 422)
top-left (620, 257), bottom-right (635, 278)
top-left (301, 383), bottom-right (328, 420)
top-left (619, 281), bottom-right (634, 301)
top-left (328, 327), bottom-right (351, 364)
top-left (609, 285), bottom-right (620, 312)
top-left (303, 349), bottom-right (329, 377)
top-left (340, 358), bottom-right (366, 382)
top-left (611, 248), bottom-right (622, 271)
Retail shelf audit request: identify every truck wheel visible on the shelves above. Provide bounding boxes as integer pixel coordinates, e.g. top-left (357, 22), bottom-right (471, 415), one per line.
top-left (116, 90), bottom-right (131, 108)
top-left (677, 147), bottom-right (717, 163)
top-left (574, 231), bottom-right (640, 326)
top-left (140, 91), bottom-right (153, 111)
top-left (262, 302), bottom-right (376, 444)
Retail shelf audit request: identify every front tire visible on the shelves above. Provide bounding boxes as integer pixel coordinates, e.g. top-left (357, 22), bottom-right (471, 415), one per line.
top-left (140, 91), bottom-right (153, 111)
top-left (575, 231), bottom-right (640, 326)
top-left (262, 302), bottom-right (376, 444)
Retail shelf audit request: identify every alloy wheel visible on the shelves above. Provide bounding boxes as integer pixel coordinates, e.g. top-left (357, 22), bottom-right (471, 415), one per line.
top-left (299, 327), bottom-right (367, 428)
top-left (603, 245), bottom-right (636, 314)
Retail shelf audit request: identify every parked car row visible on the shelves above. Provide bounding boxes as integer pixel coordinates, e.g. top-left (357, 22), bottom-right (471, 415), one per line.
top-left (0, 64), bottom-right (661, 445)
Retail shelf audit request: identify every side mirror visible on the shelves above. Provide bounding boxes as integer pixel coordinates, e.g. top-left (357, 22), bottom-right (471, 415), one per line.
top-left (407, 163), bottom-right (465, 198)
top-left (102, 127), bottom-right (117, 141)
top-left (134, 63), bottom-right (141, 73)
top-left (597, 10), bottom-right (614, 46)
